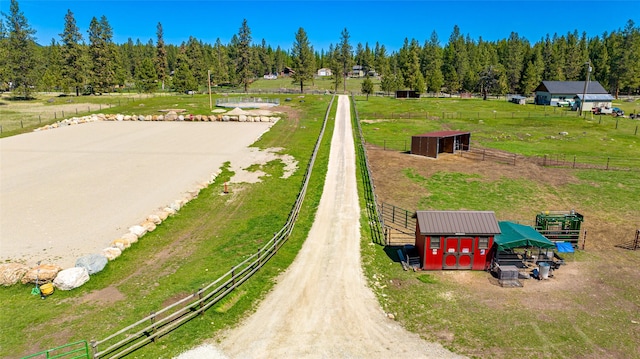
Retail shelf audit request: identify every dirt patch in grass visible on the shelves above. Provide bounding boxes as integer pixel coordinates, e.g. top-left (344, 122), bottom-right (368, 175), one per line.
top-left (79, 286), bottom-right (126, 305)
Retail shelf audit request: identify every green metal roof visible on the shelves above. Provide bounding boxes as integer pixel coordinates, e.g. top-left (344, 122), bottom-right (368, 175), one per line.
top-left (494, 221), bottom-right (556, 251)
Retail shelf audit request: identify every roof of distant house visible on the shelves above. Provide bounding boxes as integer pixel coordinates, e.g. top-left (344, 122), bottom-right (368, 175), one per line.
top-left (535, 81), bottom-right (609, 95)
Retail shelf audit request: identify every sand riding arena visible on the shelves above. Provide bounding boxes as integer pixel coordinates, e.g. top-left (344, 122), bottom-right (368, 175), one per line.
top-left (0, 107), bottom-right (297, 287)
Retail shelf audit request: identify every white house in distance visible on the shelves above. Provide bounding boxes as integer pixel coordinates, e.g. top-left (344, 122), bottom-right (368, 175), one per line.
top-left (534, 81), bottom-right (613, 111)
top-left (317, 68), bottom-right (332, 77)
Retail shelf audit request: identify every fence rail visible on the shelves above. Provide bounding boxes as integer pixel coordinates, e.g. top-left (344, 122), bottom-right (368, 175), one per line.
top-left (351, 95), bottom-right (384, 245)
top-left (17, 96), bottom-right (336, 359)
top-left (215, 97), bottom-right (280, 106)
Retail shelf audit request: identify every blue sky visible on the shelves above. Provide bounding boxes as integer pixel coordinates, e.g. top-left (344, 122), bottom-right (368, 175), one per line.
top-left (4, 0), bottom-right (639, 52)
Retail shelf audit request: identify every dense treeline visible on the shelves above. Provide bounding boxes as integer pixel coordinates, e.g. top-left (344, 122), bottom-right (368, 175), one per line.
top-left (1, 0), bottom-right (639, 98)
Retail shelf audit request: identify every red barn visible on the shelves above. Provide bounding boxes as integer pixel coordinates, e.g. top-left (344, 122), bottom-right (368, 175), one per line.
top-left (415, 211), bottom-right (501, 270)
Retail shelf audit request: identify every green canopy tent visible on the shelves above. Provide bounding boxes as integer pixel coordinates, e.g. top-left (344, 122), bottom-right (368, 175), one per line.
top-left (492, 221), bottom-right (557, 268)
top-left (495, 221), bottom-right (555, 251)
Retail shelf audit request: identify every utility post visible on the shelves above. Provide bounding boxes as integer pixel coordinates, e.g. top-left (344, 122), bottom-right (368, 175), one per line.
top-left (579, 60), bottom-right (592, 117)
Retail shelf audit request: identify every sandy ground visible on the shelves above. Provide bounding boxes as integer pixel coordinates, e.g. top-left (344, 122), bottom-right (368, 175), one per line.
top-left (0, 121), bottom-right (275, 268)
top-left (176, 96), bottom-right (464, 358)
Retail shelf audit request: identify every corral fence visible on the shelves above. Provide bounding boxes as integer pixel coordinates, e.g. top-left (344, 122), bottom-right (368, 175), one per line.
top-left (362, 109), bottom-right (640, 124)
top-left (215, 97), bottom-right (280, 107)
top-left (616, 230), bottom-right (640, 250)
top-left (376, 140), bottom-right (640, 171)
top-left (351, 95), bottom-right (384, 245)
top-left (21, 96), bottom-right (336, 359)
top-left (22, 340), bottom-right (89, 359)
top-left (379, 203), bottom-right (416, 246)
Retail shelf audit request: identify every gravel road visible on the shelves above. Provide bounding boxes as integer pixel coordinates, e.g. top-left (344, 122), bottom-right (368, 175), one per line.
top-left (176, 96), bottom-right (464, 358)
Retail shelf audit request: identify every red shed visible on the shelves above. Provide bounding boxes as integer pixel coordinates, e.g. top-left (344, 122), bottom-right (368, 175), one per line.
top-left (415, 211), bottom-right (501, 270)
top-left (411, 131), bottom-right (471, 158)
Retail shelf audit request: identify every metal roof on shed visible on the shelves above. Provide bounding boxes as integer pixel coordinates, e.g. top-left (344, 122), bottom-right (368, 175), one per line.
top-left (416, 211), bottom-right (501, 235)
top-left (535, 81), bottom-right (609, 95)
top-left (574, 93), bottom-right (615, 101)
top-left (413, 130), bottom-right (470, 138)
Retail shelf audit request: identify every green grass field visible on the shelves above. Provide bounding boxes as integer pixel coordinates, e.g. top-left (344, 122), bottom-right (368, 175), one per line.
top-left (2, 91), bottom-right (639, 358)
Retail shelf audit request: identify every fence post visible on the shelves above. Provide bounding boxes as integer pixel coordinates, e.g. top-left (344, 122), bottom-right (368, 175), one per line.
top-left (198, 288), bottom-right (204, 315)
top-left (616, 119), bottom-right (619, 129)
top-left (90, 340), bottom-right (98, 357)
top-left (54, 112), bottom-right (57, 119)
top-left (383, 140), bottom-right (386, 151)
top-left (606, 157), bottom-right (610, 170)
top-left (442, 111), bottom-right (445, 119)
top-left (21, 120), bottom-right (23, 128)
top-left (404, 140), bottom-right (407, 152)
top-left (513, 153), bottom-right (516, 166)
top-left (62, 110), bottom-right (64, 118)
top-left (76, 108), bottom-right (78, 114)
top-left (636, 125), bottom-right (638, 135)
top-left (573, 155), bottom-right (576, 168)
top-left (39, 114), bottom-right (41, 123)
top-left (543, 154), bottom-right (547, 166)
top-left (150, 312), bottom-right (157, 343)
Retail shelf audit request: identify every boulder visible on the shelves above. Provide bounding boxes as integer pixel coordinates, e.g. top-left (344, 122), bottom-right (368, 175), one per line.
top-left (147, 214), bottom-right (162, 225)
top-left (177, 115), bottom-right (185, 121)
top-left (54, 267), bottom-right (89, 290)
top-left (137, 115), bottom-right (146, 121)
top-left (129, 225), bottom-right (147, 238)
top-left (165, 111), bottom-right (178, 121)
top-left (103, 247), bottom-right (122, 261)
top-left (141, 220), bottom-right (157, 232)
top-left (111, 238), bottom-right (130, 250)
top-left (158, 211), bottom-right (170, 221)
top-left (0, 263), bottom-right (29, 286)
top-left (121, 232), bottom-right (139, 245)
top-left (157, 114), bottom-right (164, 121)
top-left (116, 114), bottom-right (124, 121)
top-left (75, 254), bottom-right (108, 275)
top-left (239, 115), bottom-right (247, 122)
top-left (21, 264), bottom-right (63, 284)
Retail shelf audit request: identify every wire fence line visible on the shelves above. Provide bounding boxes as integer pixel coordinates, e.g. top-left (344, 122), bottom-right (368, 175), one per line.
top-left (351, 95), bottom-right (385, 245)
top-left (20, 96), bottom-right (335, 359)
top-left (374, 139), bottom-right (640, 172)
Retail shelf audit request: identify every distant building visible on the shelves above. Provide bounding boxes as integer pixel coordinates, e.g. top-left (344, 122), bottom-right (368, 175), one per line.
top-left (348, 65), bottom-right (364, 78)
top-left (317, 68), bottom-right (332, 77)
top-left (263, 74), bottom-right (277, 80)
top-left (534, 81), bottom-right (610, 108)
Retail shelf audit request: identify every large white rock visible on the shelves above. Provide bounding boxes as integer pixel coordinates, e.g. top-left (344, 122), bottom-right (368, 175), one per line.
top-left (0, 263), bottom-right (29, 286)
top-left (54, 267), bottom-right (89, 290)
top-left (129, 225), bottom-right (147, 237)
top-left (75, 254), bottom-right (108, 275)
top-left (147, 214), bottom-right (162, 225)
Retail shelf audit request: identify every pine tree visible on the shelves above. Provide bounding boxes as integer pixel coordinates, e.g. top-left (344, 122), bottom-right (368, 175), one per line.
top-left (136, 57), bottom-right (157, 93)
top-left (327, 44), bottom-right (342, 92)
top-left (40, 39), bottom-right (63, 92)
top-left (422, 31), bottom-right (444, 93)
top-left (88, 16), bottom-right (116, 94)
top-left (173, 51), bottom-right (196, 93)
top-left (211, 38), bottom-right (229, 85)
top-left (60, 9), bottom-right (85, 95)
top-left (155, 22), bottom-right (168, 90)
top-left (236, 19), bottom-right (253, 92)
top-left (4, 0), bottom-right (38, 98)
top-left (361, 75), bottom-right (374, 99)
top-left (291, 27), bottom-right (315, 93)
top-left (339, 28), bottom-right (352, 93)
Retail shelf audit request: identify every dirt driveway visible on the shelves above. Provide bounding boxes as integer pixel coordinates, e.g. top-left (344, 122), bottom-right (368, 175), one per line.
top-left (176, 96), bottom-right (464, 358)
top-left (0, 121), bottom-right (274, 268)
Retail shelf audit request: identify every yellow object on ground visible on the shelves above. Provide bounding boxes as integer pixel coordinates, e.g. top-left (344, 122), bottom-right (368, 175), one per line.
top-left (39, 283), bottom-right (54, 296)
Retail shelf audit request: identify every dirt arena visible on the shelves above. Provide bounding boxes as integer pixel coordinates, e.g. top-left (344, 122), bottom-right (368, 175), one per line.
top-left (0, 120), bottom-right (276, 268)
